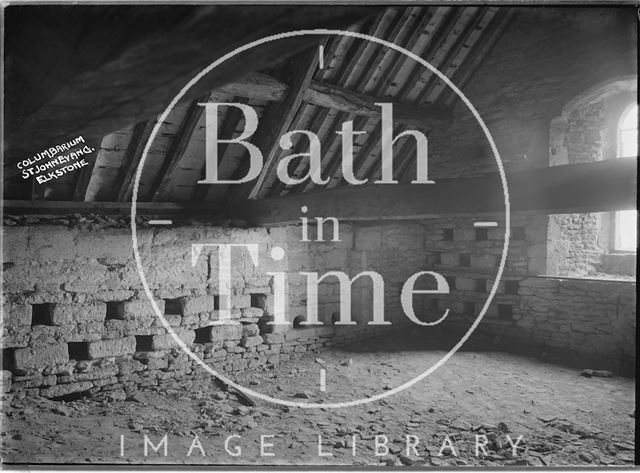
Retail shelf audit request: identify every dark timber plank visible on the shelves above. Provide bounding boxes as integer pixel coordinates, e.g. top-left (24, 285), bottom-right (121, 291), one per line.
top-left (7, 159), bottom-right (636, 220)
top-left (115, 121), bottom-right (157, 202)
top-left (415, 7), bottom-right (495, 104)
top-left (232, 158), bottom-right (638, 225)
top-left (4, 200), bottom-right (224, 216)
top-left (72, 135), bottom-right (102, 201)
top-left (226, 45), bottom-right (324, 203)
top-left (149, 98), bottom-right (205, 201)
top-left (306, 81), bottom-right (451, 126)
top-left (191, 96), bottom-right (248, 202)
top-left (209, 73), bottom-right (453, 127)
top-left (440, 9), bottom-right (515, 107)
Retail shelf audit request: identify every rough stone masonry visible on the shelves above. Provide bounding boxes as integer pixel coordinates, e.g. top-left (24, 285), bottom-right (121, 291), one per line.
top-left (2, 212), bottom-right (635, 399)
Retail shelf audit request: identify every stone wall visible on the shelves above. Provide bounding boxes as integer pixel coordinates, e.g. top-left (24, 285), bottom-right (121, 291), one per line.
top-left (426, 7), bottom-right (636, 280)
top-left (1, 222), bottom-right (387, 398)
top-left (332, 218), bottom-right (635, 373)
top-left (546, 91), bottom-right (636, 278)
top-left (1, 211), bottom-right (636, 399)
top-left (444, 276), bottom-right (636, 374)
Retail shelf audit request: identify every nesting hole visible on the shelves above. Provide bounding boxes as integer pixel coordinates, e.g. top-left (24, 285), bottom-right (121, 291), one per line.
top-left (498, 304), bottom-right (514, 321)
top-left (445, 276), bottom-right (456, 291)
top-left (135, 335), bottom-right (153, 351)
top-left (430, 252), bottom-right (442, 265)
top-left (194, 327), bottom-right (211, 344)
top-left (463, 301), bottom-right (475, 316)
top-left (250, 294), bottom-right (267, 309)
top-left (68, 342), bottom-right (90, 361)
top-left (31, 303), bottom-right (54, 326)
top-left (513, 227), bottom-right (526, 240)
top-left (442, 229), bottom-right (454, 241)
top-left (459, 254), bottom-right (471, 267)
top-left (2, 348), bottom-right (16, 371)
top-left (475, 228), bottom-right (489, 241)
top-left (106, 301), bottom-right (124, 320)
top-left (505, 280), bottom-right (519, 295)
top-left (474, 279), bottom-right (486, 292)
top-left (164, 298), bottom-right (183, 315)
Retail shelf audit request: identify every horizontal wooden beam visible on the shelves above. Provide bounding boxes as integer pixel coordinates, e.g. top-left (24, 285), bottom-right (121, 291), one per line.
top-left (7, 159), bottom-right (635, 222)
top-left (3, 200), bottom-right (224, 217)
top-left (232, 158), bottom-right (637, 225)
top-left (215, 73), bottom-right (452, 126)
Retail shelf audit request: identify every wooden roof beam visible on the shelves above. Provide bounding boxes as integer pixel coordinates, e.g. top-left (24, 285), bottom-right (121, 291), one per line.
top-left (5, 5), bottom-right (376, 172)
top-left (191, 97), bottom-right (248, 202)
top-left (114, 121), bottom-right (157, 202)
top-left (215, 73), bottom-right (452, 126)
top-left (306, 81), bottom-right (451, 126)
top-left (148, 98), bottom-right (205, 201)
top-left (72, 134), bottom-right (103, 201)
top-left (225, 45), bottom-right (324, 203)
top-left (9, 159), bottom-right (635, 220)
top-left (4, 200), bottom-right (224, 217)
top-left (231, 158), bottom-right (637, 226)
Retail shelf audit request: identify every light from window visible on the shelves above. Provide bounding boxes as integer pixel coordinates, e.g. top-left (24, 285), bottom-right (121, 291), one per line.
top-left (618, 104), bottom-right (638, 158)
top-left (615, 103), bottom-right (637, 252)
top-left (616, 209), bottom-right (637, 251)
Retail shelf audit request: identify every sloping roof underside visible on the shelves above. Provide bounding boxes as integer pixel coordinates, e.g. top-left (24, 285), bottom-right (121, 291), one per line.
top-left (17, 6), bottom-right (511, 204)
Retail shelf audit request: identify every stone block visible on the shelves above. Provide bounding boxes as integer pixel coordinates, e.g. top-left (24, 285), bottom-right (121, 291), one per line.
top-left (150, 330), bottom-right (196, 350)
top-left (241, 307), bottom-right (264, 320)
top-left (14, 344), bottom-right (69, 371)
top-left (31, 227), bottom-right (79, 261)
top-left (470, 254), bottom-right (497, 269)
top-left (72, 365), bottom-right (119, 381)
top-left (210, 324), bottom-right (243, 342)
top-left (123, 300), bottom-right (164, 320)
top-left (262, 333), bottom-right (285, 345)
top-left (241, 323), bottom-right (259, 337)
top-left (441, 253), bottom-right (459, 266)
top-left (87, 337), bottom-right (136, 359)
top-left (75, 228), bottom-right (134, 260)
top-left (240, 335), bottom-right (263, 348)
top-left (455, 278), bottom-right (476, 291)
top-left (12, 374), bottom-right (45, 388)
top-left (181, 314), bottom-right (199, 326)
top-left (232, 294), bottom-right (251, 309)
top-left (182, 296), bottom-right (215, 315)
top-left (51, 303), bottom-right (106, 325)
top-left (41, 381), bottom-right (93, 398)
top-left (354, 230), bottom-right (382, 251)
top-left (3, 226), bottom-right (30, 262)
top-left (2, 303), bottom-right (31, 327)
top-left (144, 358), bottom-right (167, 371)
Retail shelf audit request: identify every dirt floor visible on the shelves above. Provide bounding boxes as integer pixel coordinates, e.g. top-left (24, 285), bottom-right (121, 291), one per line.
top-left (1, 333), bottom-right (636, 467)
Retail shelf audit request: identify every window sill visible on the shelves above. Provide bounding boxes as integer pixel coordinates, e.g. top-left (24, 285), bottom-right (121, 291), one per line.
top-left (598, 252), bottom-right (636, 278)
